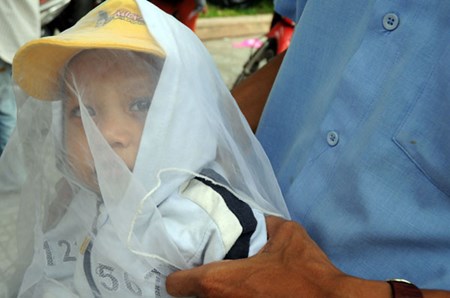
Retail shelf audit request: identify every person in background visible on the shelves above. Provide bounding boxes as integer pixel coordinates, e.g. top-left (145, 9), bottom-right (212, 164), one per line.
top-left (166, 1), bottom-right (450, 297)
top-left (0, 0), bottom-right (40, 156)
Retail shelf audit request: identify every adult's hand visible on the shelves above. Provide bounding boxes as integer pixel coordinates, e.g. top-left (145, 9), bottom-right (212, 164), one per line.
top-left (166, 216), bottom-right (391, 298)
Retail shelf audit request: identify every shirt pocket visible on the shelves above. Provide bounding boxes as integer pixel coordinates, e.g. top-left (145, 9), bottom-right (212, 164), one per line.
top-left (393, 55), bottom-right (450, 197)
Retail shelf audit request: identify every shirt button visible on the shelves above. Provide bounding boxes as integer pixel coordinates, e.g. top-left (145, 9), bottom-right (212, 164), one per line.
top-left (383, 13), bottom-right (399, 31)
top-left (327, 131), bottom-right (339, 147)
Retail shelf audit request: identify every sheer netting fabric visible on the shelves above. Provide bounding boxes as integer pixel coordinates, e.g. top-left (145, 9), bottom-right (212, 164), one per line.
top-left (0, 0), bottom-right (289, 297)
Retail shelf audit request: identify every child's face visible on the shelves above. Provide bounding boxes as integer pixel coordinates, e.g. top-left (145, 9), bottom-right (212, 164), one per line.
top-left (63, 50), bottom-right (157, 193)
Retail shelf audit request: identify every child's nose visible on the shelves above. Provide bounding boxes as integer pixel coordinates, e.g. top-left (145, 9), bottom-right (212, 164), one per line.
top-left (98, 116), bottom-right (132, 148)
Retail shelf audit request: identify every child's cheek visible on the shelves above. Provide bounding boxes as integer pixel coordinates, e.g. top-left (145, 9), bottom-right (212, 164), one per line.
top-left (66, 123), bottom-right (96, 184)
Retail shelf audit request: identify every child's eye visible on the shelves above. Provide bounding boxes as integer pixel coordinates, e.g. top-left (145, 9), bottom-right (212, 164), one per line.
top-left (86, 106), bottom-right (96, 116)
top-left (70, 106), bottom-right (82, 118)
top-left (70, 105), bottom-right (96, 117)
top-left (130, 98), bottom-right (151, 112)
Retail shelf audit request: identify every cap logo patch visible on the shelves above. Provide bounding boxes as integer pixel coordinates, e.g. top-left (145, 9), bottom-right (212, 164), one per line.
top-left (96, 9), bottom-right (145, 27)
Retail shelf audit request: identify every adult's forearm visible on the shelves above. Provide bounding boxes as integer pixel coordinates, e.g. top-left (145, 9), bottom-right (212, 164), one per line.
top-left (231, 50), bottom-right (286, 132)
top-left (423, 290), bottom-right (450, 298)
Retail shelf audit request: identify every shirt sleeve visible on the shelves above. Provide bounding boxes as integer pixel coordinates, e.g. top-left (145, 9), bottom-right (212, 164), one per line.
top-left (193, 177), bottom-right (264, 260)
top-left (159, 177), bottom-right (267, 267)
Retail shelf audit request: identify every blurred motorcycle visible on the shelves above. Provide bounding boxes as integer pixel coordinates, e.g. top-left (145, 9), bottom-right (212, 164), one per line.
top-left (232, 12), bottom-right (295, 87)
top-left (144, 0), bottom-right (206, 31)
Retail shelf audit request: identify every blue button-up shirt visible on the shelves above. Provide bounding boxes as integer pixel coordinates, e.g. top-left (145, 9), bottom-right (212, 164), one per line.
top-left (257, 0), bottom-right (450, 289)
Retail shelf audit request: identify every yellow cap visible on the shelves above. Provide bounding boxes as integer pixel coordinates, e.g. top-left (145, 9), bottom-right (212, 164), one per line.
top-left (13, 0), bottom-right (165, 101)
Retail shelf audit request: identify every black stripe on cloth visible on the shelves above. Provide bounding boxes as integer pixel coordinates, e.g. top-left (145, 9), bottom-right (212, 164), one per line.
top-left (195, 177), bottom-right (257, 259)
top-left (84, 241), bottom-right (101, 298)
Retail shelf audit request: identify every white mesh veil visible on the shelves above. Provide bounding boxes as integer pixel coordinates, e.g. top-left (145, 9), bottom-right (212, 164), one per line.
top-left (0, 0), bottom-right (289, 296)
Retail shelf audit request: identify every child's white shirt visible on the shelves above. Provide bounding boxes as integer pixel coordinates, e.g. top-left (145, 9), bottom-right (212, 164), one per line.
top-left (21, 178), bottom-right (266, 297)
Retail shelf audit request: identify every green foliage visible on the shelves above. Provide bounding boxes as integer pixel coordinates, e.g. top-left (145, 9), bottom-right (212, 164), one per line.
top-left (201, 0), bottom-right (273, 18)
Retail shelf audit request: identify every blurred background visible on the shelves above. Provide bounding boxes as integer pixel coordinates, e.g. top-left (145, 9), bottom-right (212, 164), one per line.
top-left (40, 0), bottom-right (282, 88)
top-left (40, 0), bottom-right (274, 35)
